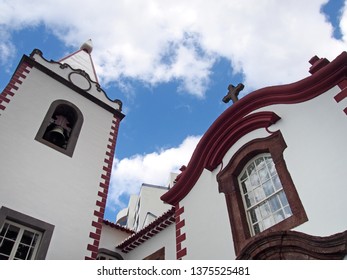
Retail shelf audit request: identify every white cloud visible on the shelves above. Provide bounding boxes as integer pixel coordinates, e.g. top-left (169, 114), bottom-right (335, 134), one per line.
top-left (0, 0), bottom-right (346, 96)
top-left (107, 135), bottom-right (201, 209)
top-left (0, 28), bottom-right (15, 70)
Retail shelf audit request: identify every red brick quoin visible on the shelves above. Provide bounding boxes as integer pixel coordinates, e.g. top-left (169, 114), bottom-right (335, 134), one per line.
top-left (175, 203), bottom-right (187, 260)
top-left (0, 62), bottom-right (32, 113)
top-left (85, 114), bottom-right (121, 260)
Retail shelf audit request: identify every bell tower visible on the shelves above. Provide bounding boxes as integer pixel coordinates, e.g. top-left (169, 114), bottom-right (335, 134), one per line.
top-left (0, 40), bottom-right (124, 260)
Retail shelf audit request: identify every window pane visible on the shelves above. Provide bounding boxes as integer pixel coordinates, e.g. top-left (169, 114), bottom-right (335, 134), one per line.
top-left (244, 179), bottom-right (253, 192)
top-left (253, 223), bottom-right (261, 234)
top-left (244, 194), bottom-right (252, 208)
top-left (6, 224), bottom-right (20, 241)
top-left (240, 171), bottom-right (247, 181)
top-left (263, 216), bottom-right (275, 230)
top-left (274, 210), bottom-right (285, 223)
top-left (0, 239), bottom-right (15, 256)
top-left (266, 158), bottom-right (277, 175)
top-left (269, 195), bottom-right (281, 212)
top-left (258, 167), bottom-right (270, 183)
top-left (249, 209), bottom-right (258, 223)
top-left (247, 162), bottom-right (256, 175)
top-left (27, 247), bottom-right (35, 260)
top-left (241, 181), bottom-right (248, 194)
top-left (0, 223), bottom-right (9, 236)
top-left (263, 179), bottom-right (274, 196)
top-left (254, 207), bottom-right (262, 222)
top-left (15, 244), bottom-right (30, 260)
top-left (259, 202), bottom-right (271, 218)
top-left (278, 191), bottom-right (289, 207)
top-left (284, 206), bottom-right (293, 217)
top-left (255, 157), bottom-right (265, 168)
top-left (273, 175), bottom-right (282, 190)
top-left (250, 172), bottom-right (260, 187)
top-left (254, 187), bottom-right (265, 202)
top-left (21, 230), bottom-right (35, 246)
top-left (0, 254), bottom-right (9, 260)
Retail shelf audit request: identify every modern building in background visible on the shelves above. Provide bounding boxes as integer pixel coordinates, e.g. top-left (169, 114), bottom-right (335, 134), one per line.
top-left (1, 42), bottom-right (346, 260)
top-left (116, 183), bottom-right (171, 232)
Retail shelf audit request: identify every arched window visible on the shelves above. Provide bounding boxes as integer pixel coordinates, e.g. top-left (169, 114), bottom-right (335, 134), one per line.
top-left (217, 131), bottom-right (307, 256)
top-left (238, 153), bottom-right (292, 236)
top-left (35, 100), bottom-right (83, 157)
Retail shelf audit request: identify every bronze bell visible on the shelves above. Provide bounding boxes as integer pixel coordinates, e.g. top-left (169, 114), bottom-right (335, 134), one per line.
top-left (45, 125), bottom-right (66, 147)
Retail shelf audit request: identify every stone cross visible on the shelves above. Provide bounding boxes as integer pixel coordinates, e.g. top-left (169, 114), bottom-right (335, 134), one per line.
top-left (222, 83), bottom-right (244, 104)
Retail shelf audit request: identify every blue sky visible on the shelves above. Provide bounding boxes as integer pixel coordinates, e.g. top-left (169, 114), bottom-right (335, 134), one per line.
top-left (0, 0), bottom-right (346, 221)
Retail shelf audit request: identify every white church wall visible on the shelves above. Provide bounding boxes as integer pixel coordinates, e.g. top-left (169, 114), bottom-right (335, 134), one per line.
top-left (259, 85), bottom-right (347, 237)
top-left (0, 65), bottom-right (115, 259)
top-left (99, 225), bottom-right (130, 258)
top-left (179, 169), bottom-right (235, 259)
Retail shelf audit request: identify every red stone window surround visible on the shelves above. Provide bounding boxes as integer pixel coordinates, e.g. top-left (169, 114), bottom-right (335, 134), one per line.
top-left (217, 131), bottom-right (307, 256)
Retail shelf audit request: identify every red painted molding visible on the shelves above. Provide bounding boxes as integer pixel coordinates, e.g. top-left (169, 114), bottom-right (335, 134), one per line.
top-left (334, 88), bottom-right (347, 103)
top-left (177, 233), bottom-right (186, 243)
top-left (161, 51), bottom-right (347, 206)
top-left (205, 111), bottom-right (281, 171)
top-left (176, 218), bottom-right (186, 230)
top-left (162, 112), bottom-right (280, 206)
top-left (174, 203), bottom-right (187, 260)
top-left (237, 230), bottom-right (347, 260)
top-left (85, 114), bottom-right (122, 260)
top-left (177, 248), bottom-right (187, 259)
top-left (0, 61), bottom-right (32, 113)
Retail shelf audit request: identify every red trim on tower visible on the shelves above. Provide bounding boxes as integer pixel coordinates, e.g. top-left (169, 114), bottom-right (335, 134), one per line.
top-left (0, 61), bottom-right (32, 114)
top-left (85, 114), bottom-right (121, 260)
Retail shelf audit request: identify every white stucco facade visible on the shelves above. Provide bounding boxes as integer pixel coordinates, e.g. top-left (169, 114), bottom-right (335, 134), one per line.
top-left (156, 52), bottom-right (347, 259)
top-left (0, 45), bottom-right (123, 259)
top-left (1, 44), bottom-right (346, 260)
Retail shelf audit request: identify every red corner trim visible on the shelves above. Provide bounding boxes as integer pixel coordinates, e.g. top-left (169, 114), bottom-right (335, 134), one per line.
top-left (334, 88), bottom-right (347, 103)
top-left (177, 248), bottom-right (187, 260)
top-left (85, 114), bottom-right (121, 260)
top-left (161, 51), bottom-right (347, 206)
top-left (0, 61), bottom-right (32, 113)
top-left (175, 203), bottom-right (187, 260)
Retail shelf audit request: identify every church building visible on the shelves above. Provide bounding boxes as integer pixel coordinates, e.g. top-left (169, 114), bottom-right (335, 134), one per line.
top-left (0, 40), bottom-right (124, 260)
top-left (0, 41), bottom-right (346, 260)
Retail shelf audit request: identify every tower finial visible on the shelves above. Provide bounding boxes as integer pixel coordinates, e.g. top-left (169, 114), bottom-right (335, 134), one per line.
top-left (80, 39), bottom-right (93, 54)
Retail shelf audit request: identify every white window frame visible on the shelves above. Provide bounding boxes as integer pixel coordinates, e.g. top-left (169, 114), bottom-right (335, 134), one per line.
top-left (238, 153), bottom-right (293, 236)
top-left (0, 220), bottom-right (42, 260)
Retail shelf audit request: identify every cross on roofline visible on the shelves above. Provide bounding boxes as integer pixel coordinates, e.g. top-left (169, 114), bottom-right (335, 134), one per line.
top-left (222, 83), bottom-right (244, 104)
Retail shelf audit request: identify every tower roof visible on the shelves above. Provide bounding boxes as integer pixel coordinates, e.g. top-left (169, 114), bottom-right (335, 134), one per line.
top-left (59, 39), bottom-right (99, 83)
